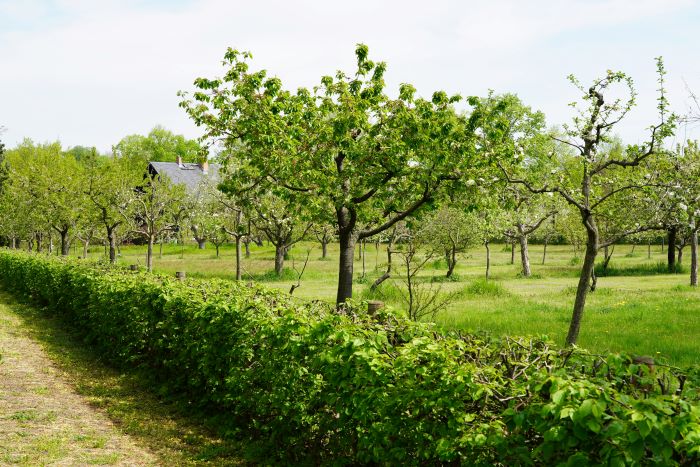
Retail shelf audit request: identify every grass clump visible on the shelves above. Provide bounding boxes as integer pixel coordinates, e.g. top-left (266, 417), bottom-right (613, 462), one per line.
top-left (464, 278), bottom-right (508, 297)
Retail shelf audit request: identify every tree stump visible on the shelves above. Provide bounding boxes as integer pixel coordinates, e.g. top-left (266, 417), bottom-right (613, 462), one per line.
top-left (367, 300), bottom-right (384, 314)
top-left (175, 271), bottom-right (186, 281)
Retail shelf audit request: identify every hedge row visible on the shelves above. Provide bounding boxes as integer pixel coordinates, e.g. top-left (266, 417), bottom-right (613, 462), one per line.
top-left (0, 249), bottom-right (698, 465)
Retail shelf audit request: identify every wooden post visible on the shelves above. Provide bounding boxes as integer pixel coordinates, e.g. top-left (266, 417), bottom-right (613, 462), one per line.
top-left (175, 271), bottom-right (186, 281)
top-left (367, 300), bottom-right (384, 314)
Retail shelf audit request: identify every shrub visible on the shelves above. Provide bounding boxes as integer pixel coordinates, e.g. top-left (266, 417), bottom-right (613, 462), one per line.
top-left (0, 250), bottom-right (698, 465)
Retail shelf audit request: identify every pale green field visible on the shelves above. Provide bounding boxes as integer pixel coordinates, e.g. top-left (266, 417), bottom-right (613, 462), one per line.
top-left (80, 240), bottom-right (700, 367)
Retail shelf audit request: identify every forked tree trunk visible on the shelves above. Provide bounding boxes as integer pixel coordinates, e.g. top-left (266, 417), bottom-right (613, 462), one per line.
top-left (235, 236), bottom-right (242, 280)
top-left (518, 229), bottom-right (531, 277)
top-left (566, 217), bottom-right (599, 346)
top-left (371, 243), bottom-right (393, 290)
top-left (446, 246), bottom-right (457, 278)
top-left (146, 235), bottom-right (154, 272)
top-left (485, 241), bottom-right (491, 280)
top-left (602, 245), bottom-right (614, 272)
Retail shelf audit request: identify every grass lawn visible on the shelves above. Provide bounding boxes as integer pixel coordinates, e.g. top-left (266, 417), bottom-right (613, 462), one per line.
top-left (78, 240), bottom-right (700, 368)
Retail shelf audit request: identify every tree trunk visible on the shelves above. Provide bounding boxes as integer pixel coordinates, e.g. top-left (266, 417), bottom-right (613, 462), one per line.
top-left (36, 232), bottom-right (42, 253)
top-left (678, 247), bottom-right (684, 266)
top-left (146, 236), bottom-right (154, 272)
top-left (691, 227), bottom-right (698, 287)
top-left (197, 239), bottom-right (206, 249)
top-left (244, 239), bottom-right (250, 258)
top-left (446, 246), bottom-right (456, 278)
top-left (485, 241), bottom-right (491, 280)
top-left (361, 240), bottom-right (366, 278)
top-left (630, 244), bottom-right (636, 254)
top-left (274, 244), bottom-right (285, 275)
top-left (107, 226), bottom-right (117, 264)
top-left (667, 227), bottom-right (677, 271)
top-left (371, 243), bottom-right (392, 290)
top-left (510, 241), bottom-right (515, 265)
top-left (602, 245), bottom-right (614, 272)
top-left (321, 240), bottom-right (328, 259)
top-left (83, 239), bottom-right (89, 259)
top-left (159, 241), bottom-right (163, 259)
top-left (518, 230), bottom-right (531, 277)
top-left (542, 240), bottom-right (548, 265)
top-left (566, 219), bottom-right (599, 346)
top-left (648, 240), bottom-right (651, 260)
top-left (235, 236), bottom-right (242, 280)
top-left (60, 229), bottom-right (70, 256)
top-left (336, 229), bottom-right (357, 305)
top-left (11, 237), bottom-right (16, 249)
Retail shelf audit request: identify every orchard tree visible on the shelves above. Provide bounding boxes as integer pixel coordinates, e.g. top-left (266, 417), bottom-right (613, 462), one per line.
top-left (312, 224), bottom-right (335, 259)
top-left (666, 141), bottom-right (700, 285)
top-left (500, 60), bottom-right (675, 346)
top-left (85, 150), bottom-right (138, 263)
top-left (180, 45), bottom-right (483, 306)
top-left (120, 175), bottom-right (187, 272)
top-left (502, 186), bottom-right (558, 277)
top-left (419, 206), bottom-right (477, 278)
top-left (7, 140), bottom-right (87, 255)
top-left (251, 192), bottom-right (312, 276)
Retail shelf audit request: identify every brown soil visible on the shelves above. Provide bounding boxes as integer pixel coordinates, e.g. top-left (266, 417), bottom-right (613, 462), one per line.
top-left (0, 305), bottom-right (159, 466)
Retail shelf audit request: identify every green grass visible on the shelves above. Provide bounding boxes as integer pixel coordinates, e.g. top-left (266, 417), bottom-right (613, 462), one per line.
top-left (75, 240), bottom-right (700, 367)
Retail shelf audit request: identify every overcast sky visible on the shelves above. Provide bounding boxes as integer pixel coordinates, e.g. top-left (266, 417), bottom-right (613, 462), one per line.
top-left (1, 0), bottom-right (700, 153)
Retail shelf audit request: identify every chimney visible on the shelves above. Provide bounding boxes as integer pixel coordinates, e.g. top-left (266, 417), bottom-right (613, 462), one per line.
top-left (199, 160), bottom-right (209, 174)
top-left (176, 155), bottom-right (184, 168)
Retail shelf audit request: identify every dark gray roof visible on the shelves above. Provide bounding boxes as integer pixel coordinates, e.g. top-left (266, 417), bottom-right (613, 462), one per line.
top-left (148, 162), bottom-right (221, 193)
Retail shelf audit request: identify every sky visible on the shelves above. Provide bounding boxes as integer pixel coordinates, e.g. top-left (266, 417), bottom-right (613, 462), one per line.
top-left (1, 0), bottom-right (700, 153)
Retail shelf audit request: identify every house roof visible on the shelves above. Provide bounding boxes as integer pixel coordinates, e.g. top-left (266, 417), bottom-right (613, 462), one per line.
top-left (148, 161), bottom-right (221, 193)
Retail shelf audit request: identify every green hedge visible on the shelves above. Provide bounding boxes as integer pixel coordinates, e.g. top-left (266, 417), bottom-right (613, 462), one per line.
top-left (0, 249), bottom-right (698, 465)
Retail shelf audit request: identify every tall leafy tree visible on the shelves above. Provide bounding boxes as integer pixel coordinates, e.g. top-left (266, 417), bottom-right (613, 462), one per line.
top-left (180, 45), bottom-right (484, 305)
top-left (113, 126), bottom-right (202, 166)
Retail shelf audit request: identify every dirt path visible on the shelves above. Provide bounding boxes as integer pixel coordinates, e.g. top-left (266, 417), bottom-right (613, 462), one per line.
top-left (0, 301), bottom-right (159, 466)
